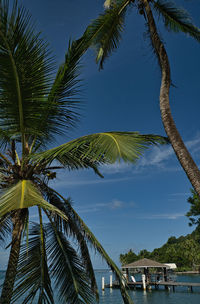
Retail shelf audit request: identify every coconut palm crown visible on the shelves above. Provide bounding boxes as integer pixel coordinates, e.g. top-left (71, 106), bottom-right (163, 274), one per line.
top-left (0, 1), bottom-right (168, 304)
top-left (80, 0), bottom-right (200, 197)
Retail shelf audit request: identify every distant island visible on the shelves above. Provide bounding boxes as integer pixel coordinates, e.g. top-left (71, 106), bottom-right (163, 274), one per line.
top-left (120, 226), bottom-right (200, 272)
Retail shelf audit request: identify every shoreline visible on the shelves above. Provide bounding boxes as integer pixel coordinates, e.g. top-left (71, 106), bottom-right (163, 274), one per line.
top-left (175, 271), bottom-right (200, 275)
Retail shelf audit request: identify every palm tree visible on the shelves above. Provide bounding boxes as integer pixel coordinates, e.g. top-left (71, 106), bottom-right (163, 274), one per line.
top-left (0, 1), bottom-right (167, 303)
top-left (81, 0), bottom-right (200, 196)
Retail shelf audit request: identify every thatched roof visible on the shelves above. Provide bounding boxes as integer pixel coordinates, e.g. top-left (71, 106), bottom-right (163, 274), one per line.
top-left (122, 258), bottom-right (169, 269)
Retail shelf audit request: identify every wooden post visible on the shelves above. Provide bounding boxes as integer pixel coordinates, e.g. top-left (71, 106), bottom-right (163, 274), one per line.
top-left (126, 268), bottom-right (129, 282)
top-left (164, 267), bottom-right (168, 281)
top-left (163, 267), bottom-right (168, 290)
top-left (102, 277), bottom-right (105, 290)
top-left (142, 274), bottom-right (146, 290)
top-left (110, 275), bottom-right (113, 288)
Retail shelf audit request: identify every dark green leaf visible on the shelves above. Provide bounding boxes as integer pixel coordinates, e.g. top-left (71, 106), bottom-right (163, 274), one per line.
top-left (41, 185), bottom-right (99, 301)
top-left (83, 0), bottom-right (131, 69)
top-left (153, 0), bottom-right (200, 41)
top-left (46, 222), bottom-right (95, 304)
top-left (13, 223), bottom-right (54, 304)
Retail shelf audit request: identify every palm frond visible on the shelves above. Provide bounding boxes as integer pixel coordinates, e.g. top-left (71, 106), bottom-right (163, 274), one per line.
top-left (83, 0), bottom-right (131, 69)
top-left (153, 0), bottom-right (200, 41)
top-left (0, 180), bottom-right (68, 221)
top-left (46, 221), bottom-right (96, 304)
top-left (0, 128), bottom-right (12, 151)
top-left (12, 222), bottom-right (54, 304)
top-left (41, 185), bottom-right (98, 301)
top-left (46, 188), bottom-right (133, 304)
top-left (0, 0), bottom-right (54, 145)
top-left (30, 132), bottom-right (168, 171)
top-left (0, 213), bottom-right (12, 247)
top-left (40, 39), bottom-right (84, 141)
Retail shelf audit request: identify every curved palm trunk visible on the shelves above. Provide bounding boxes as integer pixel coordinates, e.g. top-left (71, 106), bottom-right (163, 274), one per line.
top-left (142, 0), bottom-right (200, 195)
top-left (0, 210), bottom-right (26, 304)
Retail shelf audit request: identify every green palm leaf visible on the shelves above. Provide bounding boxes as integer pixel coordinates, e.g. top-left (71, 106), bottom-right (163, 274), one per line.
top-left (83, 0), bottom-right (131, 69)
top-left (0, 180), bottom-right (68, 221)
top-left (0, 0), bottom-right (53, 149)
top-left (0, 128), bottom-right (13, 151)
top-left (153, 0), bottom-right (200, 41)
top-left (0, 213), bottom-right (12, 247)
top-left (47, 188), bottom-right (133, 304)
top-left (42, 39), bottom-right (83, 140)
top-left (12, 223), bottom-right (54, 304)
top-left (31, 132), bottom-right (168, 170)
top-left (41, 185), bottom-right (99, 301)
top-left (46, 221), bottom-right (96, 304)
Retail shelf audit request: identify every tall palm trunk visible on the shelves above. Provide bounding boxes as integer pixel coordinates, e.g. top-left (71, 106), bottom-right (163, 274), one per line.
top-left (142, 0), bottom-right (200, 196)
top-left (0, 210), bottom-right (26, 304)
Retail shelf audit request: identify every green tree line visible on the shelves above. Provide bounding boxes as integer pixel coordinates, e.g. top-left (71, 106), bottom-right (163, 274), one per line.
top-left (120, 227), bottom-right (200, 271)
top-left (120, 190), bottom-right (200, 271)
top-left (120, 226), bottom-right (200, 271)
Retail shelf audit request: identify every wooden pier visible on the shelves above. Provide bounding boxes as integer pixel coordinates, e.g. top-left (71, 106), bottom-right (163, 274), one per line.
top-left (105, 280), bottom-right (200, 292)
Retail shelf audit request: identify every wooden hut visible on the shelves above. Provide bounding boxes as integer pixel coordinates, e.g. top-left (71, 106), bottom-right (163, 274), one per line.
top-left (122, 258), bottom-right (170, 284)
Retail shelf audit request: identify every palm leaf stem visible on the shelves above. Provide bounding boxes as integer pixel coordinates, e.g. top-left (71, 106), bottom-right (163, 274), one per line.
top-left (15, 151), bottom-right (21, 166)
top-left (118, 0), bottom-right (131, 15)
top-left (29, 136), bottom-right (37, 154)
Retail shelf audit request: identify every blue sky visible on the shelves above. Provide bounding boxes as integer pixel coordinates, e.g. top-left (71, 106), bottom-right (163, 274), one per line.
top-left (1, 0), bottom-right (200, 269)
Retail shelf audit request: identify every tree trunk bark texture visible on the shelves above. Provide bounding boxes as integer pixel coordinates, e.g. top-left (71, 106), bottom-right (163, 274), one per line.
top-left (0, 210), bottom-right (26, 304)
top-left (142, 0), bottom-right (200, 196)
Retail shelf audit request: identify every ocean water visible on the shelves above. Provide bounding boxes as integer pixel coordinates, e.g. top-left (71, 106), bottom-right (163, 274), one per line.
top-left (1, 269), bottom-right (200, 303)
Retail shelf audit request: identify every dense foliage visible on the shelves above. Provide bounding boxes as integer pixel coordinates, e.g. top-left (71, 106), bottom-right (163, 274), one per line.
top-left (186, 189), bottom-right (200, 227)
top-left (120, 227), bottom-right (200, 271)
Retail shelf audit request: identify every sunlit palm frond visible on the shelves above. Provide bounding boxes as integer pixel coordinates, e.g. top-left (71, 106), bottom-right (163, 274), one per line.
top-left (31, 132), bottom-right (168, 171)
top-left (153, 0), bottom-right (200, 41)
top-left (0, 180), bottom-right (68, 221)
top-left (12, 223), bottom-right (54, 304)
top-left (46, 221), bottom-right (96, 304)
top-left (0, 0), bottom-right (53, 146)
top-left (83, 0), bottom-right (131, 69)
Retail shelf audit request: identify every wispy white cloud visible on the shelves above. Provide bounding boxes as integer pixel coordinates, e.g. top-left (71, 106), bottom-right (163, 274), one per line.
top-left (140, 136), bottom-right (200, 168)
top-left (101, 162), bottom-right (132, 174)
top-left (139, 212), bottom-right (185, 220)
top-left (101, 135), bottom-right (200, 174)
top-left (76, 199), bottom-right (135, 213)
top-left (51, 175), bottom-right (132, 188)
top-left (169, 192), bottom-right (190, 197)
